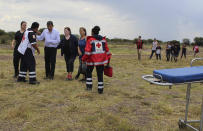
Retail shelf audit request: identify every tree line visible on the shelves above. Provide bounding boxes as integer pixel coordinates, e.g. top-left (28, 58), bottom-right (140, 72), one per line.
top-left (0, 28), bottom-right (203, 46)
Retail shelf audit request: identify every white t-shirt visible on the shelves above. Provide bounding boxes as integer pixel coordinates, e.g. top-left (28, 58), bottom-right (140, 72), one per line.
top-left (152, 41), bottom-right (158, 50)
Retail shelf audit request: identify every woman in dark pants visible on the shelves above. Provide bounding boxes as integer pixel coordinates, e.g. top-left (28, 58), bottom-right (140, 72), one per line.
top-left (75, 27), bottom-right (87, 81)
top-left (181, 43), bottom-right (187, 59)
top-left (82, 26), bottom-right (111, 94)
top-left (11, 21), bottom-right (27, 78)
top-left (59, 27), bottom-right (78, 80)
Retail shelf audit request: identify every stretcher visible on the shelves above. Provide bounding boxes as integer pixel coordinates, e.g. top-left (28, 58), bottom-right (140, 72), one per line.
top-left (142, 58), bottom-right (203, 131)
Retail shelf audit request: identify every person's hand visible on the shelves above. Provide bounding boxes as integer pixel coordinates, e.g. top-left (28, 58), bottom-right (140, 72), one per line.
top-left (11, 44), bottom-right (14, 49)
top-left (78, 51), bottom-right (82, 56)
top-left (37, 49), bottom-right (40, 55)
top-left (36, 31), bottom-right (41, 35)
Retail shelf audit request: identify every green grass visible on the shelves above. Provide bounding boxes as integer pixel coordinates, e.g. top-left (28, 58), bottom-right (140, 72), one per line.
top-left (0, 43), bottom-right (203, 131)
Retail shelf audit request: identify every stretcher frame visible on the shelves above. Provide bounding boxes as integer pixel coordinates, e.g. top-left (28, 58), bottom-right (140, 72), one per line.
top-left (142, 58), bottom-right (203, 131)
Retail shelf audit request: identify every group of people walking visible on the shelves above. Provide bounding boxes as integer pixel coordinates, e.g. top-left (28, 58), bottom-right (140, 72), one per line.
top-left (12, 21), bottom-right (111, 94)
top-left (135, 37), bottom-right (200, 61)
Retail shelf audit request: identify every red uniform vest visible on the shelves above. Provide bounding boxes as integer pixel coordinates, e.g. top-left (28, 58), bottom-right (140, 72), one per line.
top-left (82, 36), bottom-right (111, 66)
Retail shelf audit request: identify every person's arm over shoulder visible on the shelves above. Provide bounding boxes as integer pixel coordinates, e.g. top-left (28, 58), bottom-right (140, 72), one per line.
top-left (36, 30), bottom-right (45, 41)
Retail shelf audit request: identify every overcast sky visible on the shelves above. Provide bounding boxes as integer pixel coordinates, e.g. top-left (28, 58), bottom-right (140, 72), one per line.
top-left (0, 0), bottom-right (203, 41)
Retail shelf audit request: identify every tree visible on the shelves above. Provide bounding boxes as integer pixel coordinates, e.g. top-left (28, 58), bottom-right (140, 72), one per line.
top-left (194, 37), bottom-right (203, 46)
top-left (0, 35), bottom-right (10, 44)
top-left (7, 31), bottom-right (16, 39)
top-left (182, 38), bottom-right (190, 45)
top-left (147, 39), bottom-right (153, 44)
top-left (0, 29), bottom-right (6, 36)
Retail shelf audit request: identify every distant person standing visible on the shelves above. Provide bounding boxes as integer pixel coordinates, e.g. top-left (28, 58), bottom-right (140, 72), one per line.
top-left (11, 21), bottom-right (27, 78)
top-left (82, 26), bottom-right (111, 94)
top-left (149, 38), bottom-right (158, 59)
top-left (181, 43), bottom-right (187, 59)
top-left (156, 43), bottom-right (161, 60)
top-left (166, 42), bottom-right (171, 61)
top-left (171, 43), bottom-right (178, 62)
top-left (193, 44), bottom-right (199, 57)
top-left (37, 21), bottom-right (60, 80)
top-left (59, 27), bottom-right (78, 80)
top-left (136, 36), bottom-right (144, 60)
top-left (17, 22), bottom-right (40, 84)
top-left (75, 27), bottom-right (87, 81)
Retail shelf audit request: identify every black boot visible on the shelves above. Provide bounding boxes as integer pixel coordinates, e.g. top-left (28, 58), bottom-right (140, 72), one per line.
top-left (86, 84), bottom-right (92, 91)
top-left (98, 88), bottom-right (103, 94)
top-left (17, 77), bottom-right (27, 82)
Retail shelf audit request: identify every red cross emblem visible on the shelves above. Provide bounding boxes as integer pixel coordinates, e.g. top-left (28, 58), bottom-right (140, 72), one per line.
top-left (96, 43), bottom-right (101, 48)
top-left (22, 34), bottom-right (25, 41)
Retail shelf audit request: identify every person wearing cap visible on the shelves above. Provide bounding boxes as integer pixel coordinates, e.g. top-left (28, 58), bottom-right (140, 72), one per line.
top-left (17, 22), bottom-right (40, 85)
top-left (82, 26), bottom-right (111, 94)
top-left (37, 21), bottom-right (60, 80)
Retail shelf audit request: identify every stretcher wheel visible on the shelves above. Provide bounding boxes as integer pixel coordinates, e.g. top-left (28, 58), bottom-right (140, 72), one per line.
top-left (178, 120), bottom-right (186, 129)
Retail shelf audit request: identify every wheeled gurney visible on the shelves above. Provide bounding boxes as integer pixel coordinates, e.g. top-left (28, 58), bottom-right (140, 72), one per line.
top-left (142, 58), bottom-right (203, 131)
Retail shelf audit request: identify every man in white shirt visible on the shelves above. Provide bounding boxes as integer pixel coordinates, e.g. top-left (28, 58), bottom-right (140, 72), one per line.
top-left (149, 38), bottom-right (158, 59)
top-left (37, 21), bottom-right (60, 80)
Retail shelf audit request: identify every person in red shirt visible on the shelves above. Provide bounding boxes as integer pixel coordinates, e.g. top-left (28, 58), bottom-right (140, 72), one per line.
top-left (193, 44), bottom-right (199, 57)
top-left (136, 36), bottom-right (144, 60)
top-left (82, 26), bottom-right (111, 94)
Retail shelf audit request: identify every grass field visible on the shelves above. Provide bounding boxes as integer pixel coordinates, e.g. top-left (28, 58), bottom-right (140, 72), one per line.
top-left (0, 43), bottom-right (203, 131)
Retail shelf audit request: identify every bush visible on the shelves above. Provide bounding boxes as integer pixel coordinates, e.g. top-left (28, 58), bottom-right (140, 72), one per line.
top-left (0, 29), bottom-right (6, 36)
top-left (0, 35), bottom-right (11, 44)
top-left (194, 37), bottom-right (203, 46)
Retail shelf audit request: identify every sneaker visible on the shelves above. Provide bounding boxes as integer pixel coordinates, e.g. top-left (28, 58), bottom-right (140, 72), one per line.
top-left (29, 81), bottom-right (40, 85)
top-left (98, 88), bottom-right (103, 94)
top-left (66, 74), bottom-right (72, 80)
top-left (68, 74), bottom-right (73, 80)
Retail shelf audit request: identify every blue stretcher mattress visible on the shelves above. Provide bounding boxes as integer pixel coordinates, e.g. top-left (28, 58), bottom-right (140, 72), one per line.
top-left (153, 66), bottom-right (203, 83)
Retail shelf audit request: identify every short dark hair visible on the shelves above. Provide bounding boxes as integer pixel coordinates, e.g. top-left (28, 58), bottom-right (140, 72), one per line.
top-left (92, 26), bottom-right (100, 35)
top-left (64, 27), bottom-right (71, 34)
top-left (31, 22), bottom-right (39, 29)
top-left (47, 21), bottom-right (53, 26)
top-left (20, 21), bottom-right (26, 26)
